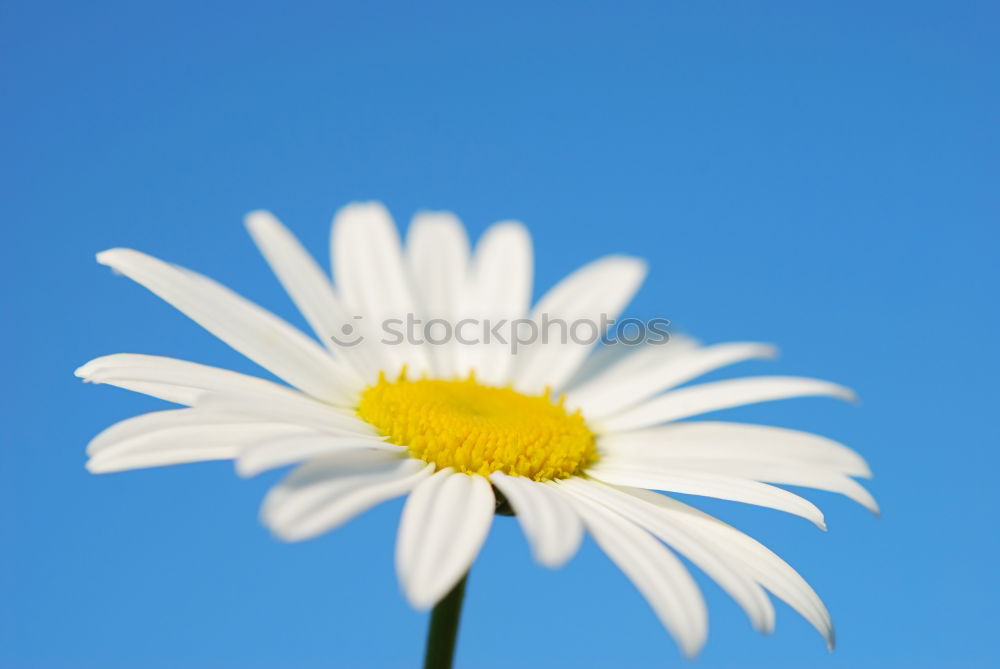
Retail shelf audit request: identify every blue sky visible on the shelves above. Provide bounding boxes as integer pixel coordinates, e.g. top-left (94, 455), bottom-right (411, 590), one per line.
top-left (2, 1), bottom-right (997, 667)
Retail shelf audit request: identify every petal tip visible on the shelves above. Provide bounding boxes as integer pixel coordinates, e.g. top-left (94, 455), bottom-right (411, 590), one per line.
top-left (533, 548), bottom-right (572, 570)
top-left (335, 200), bottom-right (390, 221)
top-left (85, 457), bottom-right (113, 474)
top-left (609, 254), bottom-right (649, 278)
top-left (233, 459), bottom-right (257, 479)
top-left (838, 386), bottom-right (860, 404)
top-left (95, 247), bottom-right (136, 266)
top-left (411, 209), bottom-right (462, 228)
top-left (262, 511), bottom-right (310, 543)
top-left (244, 209), bottom-right (278, 229)
top-left (679, 638), bottom-right (705, 660)
top-left (269, 527), bottom-right (301, 543)
top-left (478, 219), bottom-right (532, 251)
top-left (400, 582), bottom-right (438, 611)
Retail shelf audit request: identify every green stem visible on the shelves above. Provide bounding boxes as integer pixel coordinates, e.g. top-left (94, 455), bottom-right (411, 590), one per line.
top-left (422, 572), bottom-right (469, 669)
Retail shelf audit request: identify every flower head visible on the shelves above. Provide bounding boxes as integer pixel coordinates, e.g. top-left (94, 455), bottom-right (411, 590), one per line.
top-left (79, 202), bottom-right (874, 657)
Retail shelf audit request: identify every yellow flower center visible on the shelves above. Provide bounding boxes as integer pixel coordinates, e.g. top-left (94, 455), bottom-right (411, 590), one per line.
top-left (357, 372), bottom-right (598, 481)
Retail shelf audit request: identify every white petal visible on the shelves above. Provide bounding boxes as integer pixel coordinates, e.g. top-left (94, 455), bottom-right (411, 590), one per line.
top-left (330, 202), bottom-right (430, 378)
top-left (587, 461), bottom-right (827, 529)
top-left (194, 392), bottom-right (377, 437)
top-left (76, 355), bottom-right (374, 438)
top-left (660, 461), bottom-right (878, 513)
top-left (236, 433), bottom-right (403, 477)
top-left (490, 471), bottom-right (583, 567)
top-left (97, 249), bottom-right (354, 404)
top-left (598, 422), bottom-right (871, 478)
top-left (76, 354), bottom-right (311, 407)
top-left (567, 342), bottom-right (777, 418)
top-left (395, 470), bottom-right (495, 609)
top-left (559, 477), bottom-right (774, 634)
top-left (562, 334), bottom-right (701, 398)
top-left (244, 210), bottom-right (371, 381)
top-left (559, 486), bottom-right (707, 657)
top-left (89, 449), bottom-right (237, 474)
top-left (461, 221), bottom-right (533, 383)
top-left (617, 486), bottom-right (835, 648)
top-left (513, 256), bottom-right (647, 394)
top-left (85, 408), bottom-right (312, 472)
top-left (263, 451), bottom-right (431, 542)
top-left (598, 376), bottom-right (857, 432)
top-left (406, 211), bottom-right (471, 379)
top-left (86, 408), bottom-right (267, 456)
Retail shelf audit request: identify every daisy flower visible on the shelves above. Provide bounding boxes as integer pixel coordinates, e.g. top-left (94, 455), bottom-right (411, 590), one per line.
top-left (78, 202), bottom-right (875, 662)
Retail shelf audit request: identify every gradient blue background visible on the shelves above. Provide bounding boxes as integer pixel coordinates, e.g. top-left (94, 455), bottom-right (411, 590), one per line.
top-left (3, 2), bottom-right (997, 667)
